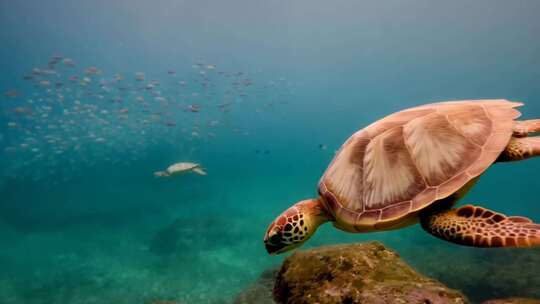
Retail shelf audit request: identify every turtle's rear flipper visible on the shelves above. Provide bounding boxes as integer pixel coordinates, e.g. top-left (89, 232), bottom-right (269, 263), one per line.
top-left (513, 119), bottom-right (540, 137)
top-left (421, 205), bottom-right (540, 247)
top-left (192, 167), bottom-right (207, 175)
top-left (498, 137), bottom-right (540, 162)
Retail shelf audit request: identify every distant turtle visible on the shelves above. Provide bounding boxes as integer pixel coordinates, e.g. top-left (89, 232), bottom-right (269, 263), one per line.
top-left (265, 100), bottom-right (540, 255)
top-left (154, 162), bottom-right (206, 177)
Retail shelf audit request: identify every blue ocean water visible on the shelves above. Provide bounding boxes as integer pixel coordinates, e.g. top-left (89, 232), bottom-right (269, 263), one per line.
top-left (0, 1), bottom-right (539, 303)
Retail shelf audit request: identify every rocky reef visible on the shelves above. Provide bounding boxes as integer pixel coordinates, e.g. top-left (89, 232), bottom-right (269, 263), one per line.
top-left (236, 241), bottom-right (468, 304)
top-left (234, 268), bottom-right (279, 304)
top-left (408, 243), bottom-right (540, 302)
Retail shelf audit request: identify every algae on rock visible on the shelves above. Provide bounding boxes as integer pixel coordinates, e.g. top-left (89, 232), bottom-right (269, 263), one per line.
top-left (273, 241), bottom-right (468, 304)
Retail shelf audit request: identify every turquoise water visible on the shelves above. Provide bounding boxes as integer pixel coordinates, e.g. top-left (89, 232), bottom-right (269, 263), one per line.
top-left (1, 1), bottom-right (540, 303)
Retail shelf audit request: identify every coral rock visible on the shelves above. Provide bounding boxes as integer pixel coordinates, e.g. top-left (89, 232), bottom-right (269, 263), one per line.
top-left (273, 241), bottom-right (468, 304)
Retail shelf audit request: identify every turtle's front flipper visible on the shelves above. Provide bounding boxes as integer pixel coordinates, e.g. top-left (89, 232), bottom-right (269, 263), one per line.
top-left (420, 205), bottom-right (540, 247)
top-left (192, 167), bottom-right (207, 175)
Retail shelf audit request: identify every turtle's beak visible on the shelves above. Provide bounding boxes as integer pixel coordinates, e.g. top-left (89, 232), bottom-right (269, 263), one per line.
top-left (264, 225), bottom-right (285, 255)
top-left (265, 241), bottom-right (285, 255)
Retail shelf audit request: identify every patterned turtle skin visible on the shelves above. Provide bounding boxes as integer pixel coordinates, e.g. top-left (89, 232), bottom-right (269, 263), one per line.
top-left (264, 99), bottom-right (540, 255)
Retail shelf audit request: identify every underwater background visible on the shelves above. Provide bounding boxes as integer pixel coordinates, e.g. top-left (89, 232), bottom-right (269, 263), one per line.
top-left (0, 0), bottom-right (539, 303)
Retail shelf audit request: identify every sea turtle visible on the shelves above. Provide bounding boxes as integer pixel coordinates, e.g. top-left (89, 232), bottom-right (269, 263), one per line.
top-left (154, 162), bottom-right (207, 177)
top-left (264, 100), bottom-right (540, 255)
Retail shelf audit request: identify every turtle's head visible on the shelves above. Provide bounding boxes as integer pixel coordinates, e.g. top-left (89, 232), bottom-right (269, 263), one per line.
top-left (264, 198), bottom-right (330, 255)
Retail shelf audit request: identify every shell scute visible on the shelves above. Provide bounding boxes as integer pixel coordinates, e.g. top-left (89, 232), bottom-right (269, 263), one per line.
top-left (403, 112), bottom-right (480, 186)
top-left (467, 150), bottom-right (502, 176)
top-left (380, 201), bottom-right (412, 221)
top-left (485, 133), bottom-right (514, 152)
top-left (411, 187), bottom-right (437, 210)
top-left (356, 209), bottom-right (381, 226)
top-left (362, 125), bottom-right (426, 209)
top-left (436, 172), bottom-right (470, 200)
top-left (445, 105), bottom-right (491, 146)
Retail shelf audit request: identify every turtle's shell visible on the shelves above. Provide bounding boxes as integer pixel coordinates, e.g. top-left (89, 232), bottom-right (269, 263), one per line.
top-left (167, 162), bottom-right (199, 174)
top-left (319, 100), bottom-right (522, 230)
